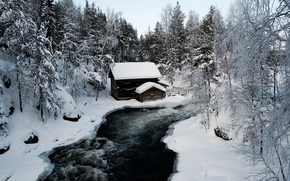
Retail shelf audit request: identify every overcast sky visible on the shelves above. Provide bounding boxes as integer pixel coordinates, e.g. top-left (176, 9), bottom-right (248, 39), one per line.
top-left (73, 0), bottom-right (234, 35)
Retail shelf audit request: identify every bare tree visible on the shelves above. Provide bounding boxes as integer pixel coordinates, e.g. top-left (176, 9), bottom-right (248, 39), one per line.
top-left (221, 0), bottom-right (290, 180)
top-left (160, 4), bottom-right (173, 35)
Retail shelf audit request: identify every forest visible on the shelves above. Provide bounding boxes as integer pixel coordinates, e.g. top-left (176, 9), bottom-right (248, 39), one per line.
top-left (0, 0), bottom-right (290, 180)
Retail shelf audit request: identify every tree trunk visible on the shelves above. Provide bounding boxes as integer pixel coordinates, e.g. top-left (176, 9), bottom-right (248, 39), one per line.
top-left (95, 81), bottom-right (99, 101)
top-left (63, 57), bottom-right (67, 86)
top-left (275, 145), bottom-right (287, 181)
top-left (16, 69), bottom-right (23, 112)
top-left (207, 73), bottom-right (211, 102)
top-left (39, 87), bottom-right (44, 122)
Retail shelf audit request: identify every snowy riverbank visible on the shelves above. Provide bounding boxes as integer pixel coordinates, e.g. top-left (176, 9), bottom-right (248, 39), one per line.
top-left (0, 88), bottom-right (189, 181)
top-left (164, 117), bottom-right (258, 181)
top-left (0, 87), bottom-right (258, 181)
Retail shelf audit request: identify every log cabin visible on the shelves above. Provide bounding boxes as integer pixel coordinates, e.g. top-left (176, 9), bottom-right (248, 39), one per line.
top-left (108, 62), bottom-right (166, 101)
top-left (135, 82), bottom-right (166, 102)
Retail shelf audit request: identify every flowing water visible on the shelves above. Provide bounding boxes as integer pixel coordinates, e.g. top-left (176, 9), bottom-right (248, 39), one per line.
top-left (43, 105), bottom-right (195, 181)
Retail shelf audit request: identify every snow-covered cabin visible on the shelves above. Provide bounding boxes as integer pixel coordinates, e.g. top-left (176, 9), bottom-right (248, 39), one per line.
top-left (135, 82), bottom-right (166, 102)
top-left (108, 62), bottom-right (166, 100)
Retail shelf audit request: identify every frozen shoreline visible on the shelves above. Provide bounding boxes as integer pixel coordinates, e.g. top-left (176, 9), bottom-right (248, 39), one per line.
top-left (0, 87), bottom-right (258, 181)
top-left (0, 93), bottom-right (188, 181)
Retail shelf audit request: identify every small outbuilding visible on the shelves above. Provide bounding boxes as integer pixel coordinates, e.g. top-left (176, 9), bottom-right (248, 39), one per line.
top-left (135, 82), bottom-right (166, 102)
top-left (108, 62), bottom-right (166, 101)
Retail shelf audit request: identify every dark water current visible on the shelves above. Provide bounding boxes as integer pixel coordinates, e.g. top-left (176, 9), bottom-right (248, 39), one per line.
top-left (43, 105), bottom-right (195, 181)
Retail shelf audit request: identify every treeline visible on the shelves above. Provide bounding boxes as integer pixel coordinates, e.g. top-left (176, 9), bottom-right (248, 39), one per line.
top-left (142, 2), bottom-right (290, 179)
top-left (0, 0), bottom-right (139, 122)
top-left (0, 0), bottom-right (218, 122)
top-left (0, 0), bottom-right (290, 179)
top-left (138, 1), bottom-right (290, 180)
top-left (197, 1), bottom-right (289, 180)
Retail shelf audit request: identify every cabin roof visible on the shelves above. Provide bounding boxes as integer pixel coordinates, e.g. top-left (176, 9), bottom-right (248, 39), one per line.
top-left (109, 62), bottom-right (161, 80)
top-left (158, 79), bottom-right (170, 87)
top-left (135, 82), bottom-right (166, 94)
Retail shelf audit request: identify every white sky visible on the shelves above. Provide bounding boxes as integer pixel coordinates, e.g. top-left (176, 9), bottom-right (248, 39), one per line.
top-left (73, 0), bottom-right (235, 36)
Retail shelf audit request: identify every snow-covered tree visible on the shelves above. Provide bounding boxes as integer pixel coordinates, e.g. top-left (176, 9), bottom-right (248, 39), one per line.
top-left (159, 2), bottom-right (186, 84)
top-left (168, 2), bottom-right (186, 70)
top-left (40, 0), bottom-right (58, 51)
top-left (184, 11), bottom-right (200, 86)
top-left (102, 8), bottom-right (121, 57)
top-left (152, 22), bottom-right (166, 64)
top-left (59, 0), bottom-right (80, 86)
top-left (196, 6), bottom-right (217, 95)
top-left (0, 80), bottom-right (8, 137)
top-left (139, 30), bottom-right (155, 63)
top-left (220, 0), bottom-right (290, 180)
top-left (187, 6), bottom-right (220, 128)
top-left (138, 23), bottom-right (165, 64)
top-left (115, 19), bottom-right (138, 62)
top-left (185, 10), bottom-right (199, 50)
top-left (160, 4), bottom-right (173, 35)
top-left (0, 0), bottom-right (37, 112)
top-left (33, 23), bottom-right (62, 122)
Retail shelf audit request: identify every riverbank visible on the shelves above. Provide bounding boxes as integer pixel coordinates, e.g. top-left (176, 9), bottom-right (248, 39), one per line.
top-left (0, 87), bottom-right (189, 181)
top-left (164, 117), bottom-right (259, 181)
top-left (45, 106), bottom-right (195, 180)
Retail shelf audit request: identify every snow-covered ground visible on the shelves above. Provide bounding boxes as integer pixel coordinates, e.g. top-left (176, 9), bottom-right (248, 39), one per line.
top-left (164, 117), bottom-right (258, 181)
top-left (0, 87), bottom-right (256, 181)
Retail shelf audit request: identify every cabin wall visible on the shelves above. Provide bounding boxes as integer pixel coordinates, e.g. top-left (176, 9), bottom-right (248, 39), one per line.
top-left (111, 78), bottom-right (159, 100)
top-left (137, 87), bottom-right (166, 102)
top-left (110, 78), bottom-right (118, 99)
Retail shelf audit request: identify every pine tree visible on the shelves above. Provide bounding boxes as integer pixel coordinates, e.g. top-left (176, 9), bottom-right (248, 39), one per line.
top-left (152, 22), bottom-right (166, 65)
top-left (0, 80), bottom-right (8, 137)
top-left (139, 30), bottom-right (154, 62)
top-left (31, 1), bottom-right (62, 121)
top-left (115, 19), bottom-right (138, 62)
top-left (161, 2), bottom-right (186, 84)
top-left (195, 6), bottom-right (217, 102)
top-left (168, 2), bottom-right (186, 70)
top-left (101, 8), bottom-right (121, 57)
top-left (0, 0), bottom-right (37, 112)
top-left (60, 0), bottom-right (80, 86)
top-left (184, 10), bottom-right (200, 86)
top-left (138, 22), bottom-right (166, 65)
top-left (69, 2), bottom-right (110, 100)
top-left (52, 1), bottom-right (66, 50)
top-left (42, 0), bottom-right (58, 51)
top-left (185, 10), bottom-right (199, 49)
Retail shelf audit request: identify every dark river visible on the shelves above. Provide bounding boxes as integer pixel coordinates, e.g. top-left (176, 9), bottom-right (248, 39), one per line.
top-left (43, 105), bottom-right (194, 181)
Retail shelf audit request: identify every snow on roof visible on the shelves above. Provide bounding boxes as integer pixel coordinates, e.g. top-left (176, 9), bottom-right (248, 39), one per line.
top-left (135, 82), bottom-right (166, 94)
top-left (110, 62), bottom-right (161, 80)
top-left (158, 79), bottom-right (170, 86)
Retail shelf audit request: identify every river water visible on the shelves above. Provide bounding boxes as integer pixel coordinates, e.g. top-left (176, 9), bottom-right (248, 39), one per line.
top-left (43, 105), bottom-right (195, 181)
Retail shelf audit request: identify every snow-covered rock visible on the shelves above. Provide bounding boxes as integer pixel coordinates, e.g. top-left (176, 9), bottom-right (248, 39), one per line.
top-left (57, 87), bottom-right (81, 118)
top-left (23, 132), bottom-right (39, 144)
top-left (0, 137), bottom-right (10, 154)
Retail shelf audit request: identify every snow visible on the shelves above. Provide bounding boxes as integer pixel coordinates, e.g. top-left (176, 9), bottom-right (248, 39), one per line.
top-left (158, 79), bottom-right (170, 86)
top-left (135, 82), bottom-right (166, 94)
top-left (89, 71), bottom-right (102, 82)
top-left (0, 85), bottom-right (258, 181)
top-left (0, 57), bottom-right (14, 71)
top-left (58, 86), bottom-right (81, 117)
top-left (163, 118), bottom-right (258, 181)
top-left (0, 137), bottom-right (9, 149)
top-left (0, 85), bottom-right (188, 181)
top-left (109, 62), bottom-right (161, 80)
